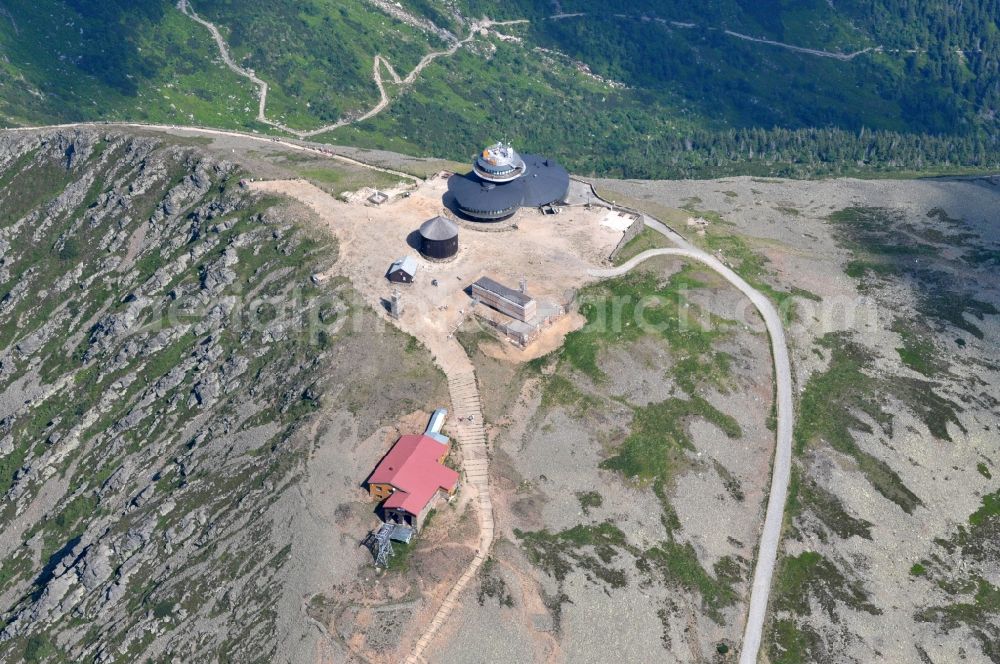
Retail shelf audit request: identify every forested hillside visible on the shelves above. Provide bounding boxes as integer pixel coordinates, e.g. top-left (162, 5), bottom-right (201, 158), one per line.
top-left (0, 0), bottom-right (996, 178)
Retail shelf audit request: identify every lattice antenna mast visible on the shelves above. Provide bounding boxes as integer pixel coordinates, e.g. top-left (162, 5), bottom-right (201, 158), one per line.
top-left (368, 523), bottom-right (395, 568)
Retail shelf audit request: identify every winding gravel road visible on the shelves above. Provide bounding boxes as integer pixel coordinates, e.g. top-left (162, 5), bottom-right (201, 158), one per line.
top-left (589, 240), bottom-right (793, 664)
top-left (723, 30), bottom-right (874, 60)
top-left (178, 0), bottom-right (881, 144)
top-left (178, 0), bottom-right (523, 139)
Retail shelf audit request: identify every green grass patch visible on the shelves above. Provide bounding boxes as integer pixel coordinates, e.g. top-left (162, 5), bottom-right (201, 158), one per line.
top-left (774, 206), bottom-right (800, 217)
top-left (575, 490), bottom-right (603, 514)
top-left (912, 490), bottom-right (1000, 660)
top-left (699, 229), bottom-right (819, 316)
top-left (539, 374), bottom-right (601, 415)
top-left (641, 541), bottom-right (739, 622)
top-left (515, 521), bottom-right (629, 589)
top-left (916, 578), bottom-right (1000, 658)
top-left (829, 207), bottom-right (998, 338)
top-left (455, 325), bottom-right (497, 358)
top-left (21, 634), bottom-right (59, 664)
top-left (0, 555), bottom-right (32, 594)
top-left (892, 318), bottom-right (945, 377)
top-left (612, 226), bottom-right (670, 265)
top-left (383, 542), bottom-right (413, 573)
top-left (794, 333), bottom-right (949, 514)
top-left (969, 490), bottom-right (1000, 527)
top-left (786, 469), bottom-right (873, 542)
top-left (772, 551), bottom-right (880, 619)
top-left (477, 556), bottom-right (515, 608)
top-left (297, 165), bottom-right (404, 198)
top-left (516, 519), bottom-right (739, 624)
top-left (563, 265), bottom-right (731, 391)
top-left (767, 618), bottom-right (823, 664)
top-left (602, 396), bottom-right (741, 487)
top-left (42, 494), bottom-right (98, 556)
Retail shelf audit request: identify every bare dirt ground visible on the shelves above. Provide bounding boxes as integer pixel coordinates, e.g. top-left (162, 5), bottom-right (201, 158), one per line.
top-left (288, 408), bottom-right (481, 663)
top-left (247, 173), bottom-right (639, 662)
top-left (251, 175), bottom-right (626, 366)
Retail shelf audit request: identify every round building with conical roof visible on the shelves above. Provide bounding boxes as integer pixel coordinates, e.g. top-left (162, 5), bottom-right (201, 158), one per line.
top-left (447, 142), bottom-right (569, 221)
top-left (418, 215), bottom-right (459, 260)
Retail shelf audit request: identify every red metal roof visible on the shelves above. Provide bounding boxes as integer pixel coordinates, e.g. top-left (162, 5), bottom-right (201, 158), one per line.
top-left (369, 434), bottom-right (459, 516)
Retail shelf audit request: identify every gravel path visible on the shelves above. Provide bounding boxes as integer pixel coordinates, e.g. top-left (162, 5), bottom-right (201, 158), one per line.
top-left (722, 30), bottom-right (874, 60)
top-left (177, 0), bottom-right (519, 139)
top-left (3, 121), bottom-right (420, 182)
top-left (553, 12), bottom-right (881, 61)
top-left (589, 242), bottom-right (793, 664)
top-left (176, 0), bottom-right (271, 124)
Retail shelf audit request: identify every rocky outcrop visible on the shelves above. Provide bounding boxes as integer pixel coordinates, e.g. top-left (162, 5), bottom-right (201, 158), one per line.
top-left (0, 130), bottom-right (336, 659)
top-left (0, 129), bottom-right (448, 663)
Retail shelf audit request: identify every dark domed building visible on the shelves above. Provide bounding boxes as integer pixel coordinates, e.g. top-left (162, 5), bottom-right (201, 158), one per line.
top-left (418, 215), bottom-right (459, 260)
top-left (447, 143), bottom-right (569, 221)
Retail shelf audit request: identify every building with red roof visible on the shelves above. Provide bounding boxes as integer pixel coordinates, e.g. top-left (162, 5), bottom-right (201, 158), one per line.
top-left (367, 433), bottom-right (459, 528)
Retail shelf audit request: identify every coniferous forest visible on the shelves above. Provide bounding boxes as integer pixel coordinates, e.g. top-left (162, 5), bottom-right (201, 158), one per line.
top-left (0, 0), bottom-right (996, 178)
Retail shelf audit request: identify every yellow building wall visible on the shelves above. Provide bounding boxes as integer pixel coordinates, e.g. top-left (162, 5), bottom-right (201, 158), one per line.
top-left (369, 483), bottom-right (393, 501)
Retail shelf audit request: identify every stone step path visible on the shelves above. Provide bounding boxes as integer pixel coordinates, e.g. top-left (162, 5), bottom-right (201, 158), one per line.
top-left (404, 368), bottom-right (495, 664)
